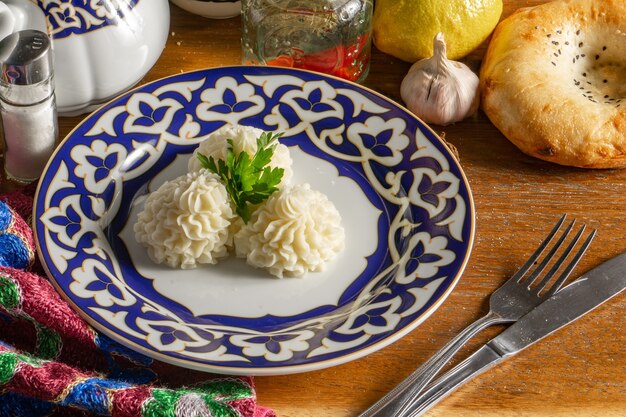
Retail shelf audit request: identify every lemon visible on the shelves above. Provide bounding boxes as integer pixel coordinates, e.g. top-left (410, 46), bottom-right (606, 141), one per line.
top-left (373, 0), bottom-right (503, 62)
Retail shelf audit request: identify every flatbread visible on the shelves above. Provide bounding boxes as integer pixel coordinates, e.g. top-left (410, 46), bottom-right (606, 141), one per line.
top-left (480, 0), bottom-right (626, 168)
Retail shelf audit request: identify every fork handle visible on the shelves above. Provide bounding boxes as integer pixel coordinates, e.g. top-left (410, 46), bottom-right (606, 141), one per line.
top-left (400, 344), bottom-right (505, 417)
top-left (359, 311), bottom-right (505, 417)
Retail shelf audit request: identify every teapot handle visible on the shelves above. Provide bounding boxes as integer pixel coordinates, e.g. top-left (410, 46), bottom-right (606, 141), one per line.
top-left (0, 3), bottom-right (16, 41)
top-left (0, 0), bottom-right (48, 42)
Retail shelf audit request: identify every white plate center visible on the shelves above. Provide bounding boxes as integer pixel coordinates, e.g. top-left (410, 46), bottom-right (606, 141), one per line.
top-left (119, 147), bottom-right (382, 318)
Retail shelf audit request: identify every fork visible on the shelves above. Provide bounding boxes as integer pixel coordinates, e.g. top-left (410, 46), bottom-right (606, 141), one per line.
top-left (360, 215), bottom-right (596, 417)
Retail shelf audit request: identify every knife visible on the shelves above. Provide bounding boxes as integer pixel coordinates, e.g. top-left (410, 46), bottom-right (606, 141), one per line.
top-left (397, 251), bottom-right (626, 417)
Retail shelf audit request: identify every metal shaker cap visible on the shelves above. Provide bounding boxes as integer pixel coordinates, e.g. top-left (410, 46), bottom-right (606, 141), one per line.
top-left (0, 30), bottom-right (53, 86)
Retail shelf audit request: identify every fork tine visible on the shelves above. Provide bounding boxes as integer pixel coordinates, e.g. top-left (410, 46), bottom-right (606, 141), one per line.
top-left (533, 224), bottom-right (586, 292)
top-left (511, 214), bottom-right (567, 282)
top-left (537, 228), bottom-right (597, 296)
top-left (521, 218), bottom-right (575, 286)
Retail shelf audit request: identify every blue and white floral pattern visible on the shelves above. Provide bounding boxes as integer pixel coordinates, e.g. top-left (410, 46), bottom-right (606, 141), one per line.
top-left (35, 67), bottom-right (474, 374)
top-left (36, 0), bottom-right (141, 39)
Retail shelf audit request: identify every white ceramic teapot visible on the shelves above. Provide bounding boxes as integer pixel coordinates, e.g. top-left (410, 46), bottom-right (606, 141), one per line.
top-left (0, 0), bottom-right (170, 116)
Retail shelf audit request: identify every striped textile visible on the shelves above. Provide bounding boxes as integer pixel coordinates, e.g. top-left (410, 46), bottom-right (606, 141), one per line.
top-left (0, 187), bottom-right (275, 417)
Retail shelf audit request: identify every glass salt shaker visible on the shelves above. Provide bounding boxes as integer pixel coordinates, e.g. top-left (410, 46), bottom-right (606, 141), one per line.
top-left (241, 0), bottom-right (373, 83)
top-left (0, 29), bottom-right (58, 183)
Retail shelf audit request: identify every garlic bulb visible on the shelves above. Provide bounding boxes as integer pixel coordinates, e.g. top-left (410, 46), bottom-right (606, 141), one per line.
top-left (400, 33), bottom-right (480, 126)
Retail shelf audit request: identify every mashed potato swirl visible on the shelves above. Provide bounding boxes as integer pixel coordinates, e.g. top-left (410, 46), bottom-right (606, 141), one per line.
top-left (134, 170), bottom-right (234, 269)
top-left (234, 183), bottom-right (345, 278)
top-left (188, 125), bottom-right (293, 184)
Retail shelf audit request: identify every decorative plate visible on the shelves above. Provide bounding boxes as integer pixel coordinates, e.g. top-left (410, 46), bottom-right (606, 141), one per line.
top-left (34, 66), bottom-right (474, 375)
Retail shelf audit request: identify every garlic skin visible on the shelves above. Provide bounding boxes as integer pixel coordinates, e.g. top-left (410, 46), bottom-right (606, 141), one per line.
top-left (400, 33), bottom-right (480, 126)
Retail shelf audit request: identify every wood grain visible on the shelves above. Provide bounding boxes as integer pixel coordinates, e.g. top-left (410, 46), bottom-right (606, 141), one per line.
top-left (16, 1), bottom-right (626, 416)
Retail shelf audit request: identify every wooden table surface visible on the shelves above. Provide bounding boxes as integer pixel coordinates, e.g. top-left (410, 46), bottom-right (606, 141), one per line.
top-left (29, 1), bottom-right (626, 416)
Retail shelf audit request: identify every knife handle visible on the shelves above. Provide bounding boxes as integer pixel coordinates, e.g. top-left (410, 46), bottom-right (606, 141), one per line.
top-left (399, 344), bottom-right (504, 417)
top-left (359, 312), bottom-right (503, 417)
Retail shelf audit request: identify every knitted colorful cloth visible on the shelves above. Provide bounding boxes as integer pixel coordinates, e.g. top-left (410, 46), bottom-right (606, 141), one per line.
top-left (0, 187), bottom-right (275, 417)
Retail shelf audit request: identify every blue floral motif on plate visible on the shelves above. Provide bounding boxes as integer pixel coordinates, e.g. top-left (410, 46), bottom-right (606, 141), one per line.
top-left (34, 66), bottom-right (475, 375)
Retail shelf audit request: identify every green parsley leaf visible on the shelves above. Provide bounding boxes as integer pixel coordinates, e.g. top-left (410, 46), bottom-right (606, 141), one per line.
top-left (197, 131), bottom-right (285, 223)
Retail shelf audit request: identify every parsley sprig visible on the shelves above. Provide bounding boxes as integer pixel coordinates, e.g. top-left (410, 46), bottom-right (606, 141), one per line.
top-left (197, 131), bottom-right (285, 223)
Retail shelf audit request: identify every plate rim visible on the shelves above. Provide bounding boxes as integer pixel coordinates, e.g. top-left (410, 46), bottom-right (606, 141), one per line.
top-left (34, 65), bottom-right (476, 375)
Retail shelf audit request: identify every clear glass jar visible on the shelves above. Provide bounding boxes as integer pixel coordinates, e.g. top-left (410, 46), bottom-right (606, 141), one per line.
top-left (241, 0), bottom-right (373, 83)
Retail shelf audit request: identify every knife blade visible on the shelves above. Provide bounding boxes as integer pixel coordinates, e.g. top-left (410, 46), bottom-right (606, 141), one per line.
top-left (400, 251), bottom-right (626, 417)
